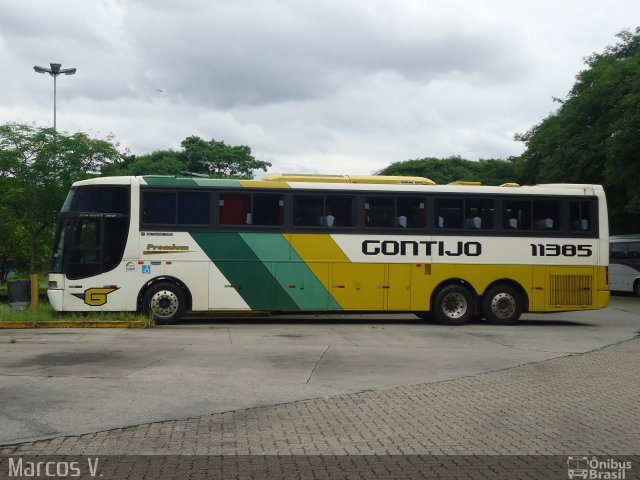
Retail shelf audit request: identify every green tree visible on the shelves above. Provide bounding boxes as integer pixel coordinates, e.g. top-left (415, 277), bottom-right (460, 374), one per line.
top-left (180, 136), bottom-right (271, 178)
top-left (378, 156), bottom-right (518, 185)
top-left (103, 150), bottom-right (186, 176)
top-left (104, 137), bottom-right (271, 179)
top-left (0, 123), bottom-right (124, 276)
top-left (515, 28), bottom-right (640, 233)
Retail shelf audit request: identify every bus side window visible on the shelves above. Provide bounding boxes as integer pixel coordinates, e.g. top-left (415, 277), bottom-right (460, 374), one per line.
top-left (397, 197), bottom-right (426, 228)
top-left (610, 243), bottom-right (628, 260)
top-left (326, 195), bottom-right (355, 227)
top-left (178, 192), bottom-right (210, 225)
top-left (533, 200), bottom-right (559, 230)
top-left (628, 242), bottom-right (640, 260)
top-left (465, 198), bottom-right (493, 229)
top-left (570, 201), bottom-right (592, 232)
top-left (365, 197), bottom-right (395, 228)
top-left (293, 195), bottom-right (323, 227)
top-left (434, 199), bottom-right (463, 229)
top-left (503, 200), bottom-right (531, 230)
top-left (219, 194), bottom-right (251, 225)
top-left (253, 194), bottom-right (284, 226)
top-left (143, 192), bottom-right (176, 224)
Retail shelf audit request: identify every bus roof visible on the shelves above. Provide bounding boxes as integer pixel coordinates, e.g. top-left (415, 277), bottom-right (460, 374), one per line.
top-left (262, 173), bottom-right (436, 185)
top-left (71, 174), bottom-right (604, 196)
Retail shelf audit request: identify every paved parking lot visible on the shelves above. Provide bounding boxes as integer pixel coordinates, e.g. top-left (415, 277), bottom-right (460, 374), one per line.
top-left (0, 296), bottom-right (639, 462)
top-left (2, 335), bottom-right (638, 457)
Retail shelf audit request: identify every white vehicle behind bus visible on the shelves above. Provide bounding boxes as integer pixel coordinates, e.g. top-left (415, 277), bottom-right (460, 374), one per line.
top-left (609, 235), bottom-right (640, 296)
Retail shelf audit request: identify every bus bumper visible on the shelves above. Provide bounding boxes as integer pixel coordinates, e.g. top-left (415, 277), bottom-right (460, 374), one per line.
top-left (47, 289), bottom-right (63, 312)
top-left (596, 289), bottom-right (610, 310)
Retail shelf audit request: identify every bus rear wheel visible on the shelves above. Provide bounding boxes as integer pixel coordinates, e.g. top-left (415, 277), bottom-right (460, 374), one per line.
top-left (143, 282), bottom-right (186, 325)
top-left (634, 280), bottom-right (640, 298)
top-left (482, 285), bottom-right (523, 325)
top-left (432, 285), bottom-right (474, 325)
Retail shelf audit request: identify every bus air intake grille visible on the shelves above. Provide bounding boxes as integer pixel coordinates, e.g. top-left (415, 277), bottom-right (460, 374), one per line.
top-left (549, 275), bottom-right (593, 307)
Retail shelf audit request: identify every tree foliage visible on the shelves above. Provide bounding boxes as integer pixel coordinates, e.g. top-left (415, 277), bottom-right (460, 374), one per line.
top-left (0, 125), bottom-right (271, 278)
top-left (0, 123), bottom-right (124, 277)
top-left (180, 136), bottom-right (271, 178)
top-left (104, 150), bottom-right (186, 176)
top-left (378, 156), bottom-right (519, 185)
top-left (108, 136), bottom-right (272, 179)
top-left (515, 28), bottom-right (640, 233)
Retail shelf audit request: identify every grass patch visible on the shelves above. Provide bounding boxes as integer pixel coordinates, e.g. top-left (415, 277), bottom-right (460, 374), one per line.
top-left (0, 303), bottom-right (151, 325)
top-left (0, 303), bottom-right (57, 322)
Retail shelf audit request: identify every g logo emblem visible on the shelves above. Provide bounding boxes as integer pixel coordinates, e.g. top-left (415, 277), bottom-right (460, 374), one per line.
top-left (83, 287), bottom-right (119, 306)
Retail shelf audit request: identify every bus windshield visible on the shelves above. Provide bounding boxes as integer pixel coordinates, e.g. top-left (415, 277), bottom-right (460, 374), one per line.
top-left (49, 185), bottom-right (131, 279)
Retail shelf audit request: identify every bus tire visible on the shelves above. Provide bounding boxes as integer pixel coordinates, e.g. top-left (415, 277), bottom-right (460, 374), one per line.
top-left (432, 285), bottom-right (474, 325)
top-left (482, 285), bottom-right (523, 325)
top-left (143, 282), bottom-right (186, 325)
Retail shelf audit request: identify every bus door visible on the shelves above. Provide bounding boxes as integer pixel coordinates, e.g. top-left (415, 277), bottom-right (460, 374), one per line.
top-left (387, 264), bottom-right (412, 310)
top-left (331, 263), bottom-right (385, 310)
top-left (62, 214), bottom-right (129, 280)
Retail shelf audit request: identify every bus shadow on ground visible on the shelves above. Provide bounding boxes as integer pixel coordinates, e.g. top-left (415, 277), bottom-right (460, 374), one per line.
top-left (177, 315), bottom-right (591, 327)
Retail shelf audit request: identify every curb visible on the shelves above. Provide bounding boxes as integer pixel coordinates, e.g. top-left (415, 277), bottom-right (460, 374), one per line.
top-left (0, 321), bottom-right (147, 329)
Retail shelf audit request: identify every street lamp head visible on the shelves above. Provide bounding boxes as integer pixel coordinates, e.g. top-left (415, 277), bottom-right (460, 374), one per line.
top-left (34, 63), bottom-right (77, 77)
top-left (33, 61), bottom-right (77, 132)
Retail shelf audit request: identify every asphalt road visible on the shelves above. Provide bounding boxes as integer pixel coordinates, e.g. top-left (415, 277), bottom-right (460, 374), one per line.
top-left (1, 295), bottom-right (639, 446)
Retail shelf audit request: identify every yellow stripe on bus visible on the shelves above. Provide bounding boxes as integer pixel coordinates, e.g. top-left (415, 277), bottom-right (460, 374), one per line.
top-left (237, 180), bottom-right (291, 189)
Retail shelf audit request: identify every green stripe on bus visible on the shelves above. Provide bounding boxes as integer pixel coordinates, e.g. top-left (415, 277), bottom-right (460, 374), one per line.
top-left (240, 234), bottom-right (342, 311)
top-left (194, 179), bottom-right (242, 187)
top-left (191, 232), bottom-right (300, 311)
top-left (143, 176), bottom-right (242, 187)
top-left (143, 176), bottom-right (198, 186)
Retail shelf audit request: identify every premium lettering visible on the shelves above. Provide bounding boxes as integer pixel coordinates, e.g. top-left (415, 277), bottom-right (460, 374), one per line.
top-left (145, 244), bottom-right (189, 251)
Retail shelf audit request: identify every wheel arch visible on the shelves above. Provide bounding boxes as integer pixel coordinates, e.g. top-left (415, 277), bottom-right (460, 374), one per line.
top-left (137, 276), bottom-right (193, 313)
top-left (482, 278), bottom-right (529, 312)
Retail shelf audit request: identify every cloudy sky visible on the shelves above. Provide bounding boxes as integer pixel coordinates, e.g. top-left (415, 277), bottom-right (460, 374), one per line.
top-left (0, 0), bottom-right (638, 175)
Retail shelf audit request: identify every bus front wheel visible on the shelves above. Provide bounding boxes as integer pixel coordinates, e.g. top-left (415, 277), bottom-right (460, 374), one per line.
top-left (482, 285), bottom-right (523, 325)
top-left (143, 282), bottom-right (186, 325)
top-left (432, 285), bottom-right (475, 325)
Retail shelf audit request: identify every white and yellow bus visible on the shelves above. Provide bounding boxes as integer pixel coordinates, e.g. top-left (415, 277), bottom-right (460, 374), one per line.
top-left (47, 174), bottom-right (610, 324)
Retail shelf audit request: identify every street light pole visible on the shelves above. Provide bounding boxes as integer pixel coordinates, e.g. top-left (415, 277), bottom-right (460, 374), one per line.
top-left (31, 63), bottom-right (76, 311)
top-left (33, 62), bottom-right (77, 132)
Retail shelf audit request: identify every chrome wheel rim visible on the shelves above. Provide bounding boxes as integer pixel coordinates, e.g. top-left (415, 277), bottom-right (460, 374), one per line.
top-left (490, 292), bottom-right (516, 319)
top-left (441, 292), bottom-right (468, 319)
top-left (150, 289), bottom-right (179, 319)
